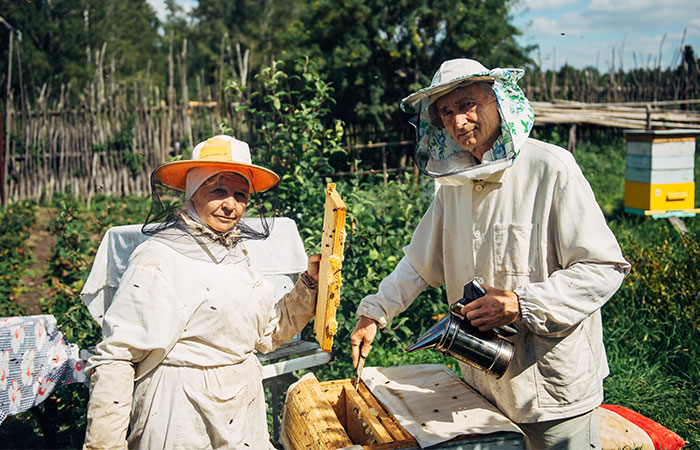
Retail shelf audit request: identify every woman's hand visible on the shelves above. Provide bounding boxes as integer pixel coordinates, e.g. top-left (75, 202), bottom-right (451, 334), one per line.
top-left (306, 254), bottom-right (322, 282)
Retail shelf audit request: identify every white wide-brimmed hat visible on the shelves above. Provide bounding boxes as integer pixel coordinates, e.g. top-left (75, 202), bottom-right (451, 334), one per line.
top-left (154, 135), bottom-right (280, 193)
top-left (401, 59), bottom-right (495, 115)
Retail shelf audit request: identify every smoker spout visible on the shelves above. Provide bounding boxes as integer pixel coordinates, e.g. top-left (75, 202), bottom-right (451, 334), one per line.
top-left (405, 317), bottom-right (449, 353)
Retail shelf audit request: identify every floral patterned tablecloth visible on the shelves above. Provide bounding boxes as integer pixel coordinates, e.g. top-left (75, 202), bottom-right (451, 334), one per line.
top-left (0, 315), bottom-right (87, 424)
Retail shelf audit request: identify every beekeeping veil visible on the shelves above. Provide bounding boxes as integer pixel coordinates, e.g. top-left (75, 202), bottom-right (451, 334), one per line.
top-left (401, 59), bottom-right (535, 185)
top-left (142, 135), bottom-right (280, 262)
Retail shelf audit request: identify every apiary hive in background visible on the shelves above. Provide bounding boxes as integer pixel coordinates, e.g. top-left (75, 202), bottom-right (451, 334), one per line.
top-left (624, 129), bottom-right (700, 218)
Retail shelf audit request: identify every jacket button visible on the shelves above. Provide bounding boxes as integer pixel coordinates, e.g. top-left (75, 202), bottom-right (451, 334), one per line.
top-left (474, 184), bottom-right (484, 192)
top-left (473, 230), bottom-right (481, 239)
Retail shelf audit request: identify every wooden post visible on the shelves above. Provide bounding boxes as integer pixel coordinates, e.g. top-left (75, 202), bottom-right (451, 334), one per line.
top-left (180, 39), bottom-right (193, 150)
top-left (646, 104), bottom-right (652, 130)
top-left (381, 144), bottom-right (388, 186)
top-left (3, 28), bottom-right (13, 206)
top-left (567, 123), bottom-right (577, 153)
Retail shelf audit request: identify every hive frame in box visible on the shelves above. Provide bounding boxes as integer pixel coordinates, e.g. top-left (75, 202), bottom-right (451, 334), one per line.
top-left (314, 183), bottom-right (347, 351)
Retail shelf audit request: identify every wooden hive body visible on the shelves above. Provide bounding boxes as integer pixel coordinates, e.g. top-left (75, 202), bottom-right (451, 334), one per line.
top-left (623, 130), bottom-right (699, 216)
top-left (283, 375), bottom-right (417, 450)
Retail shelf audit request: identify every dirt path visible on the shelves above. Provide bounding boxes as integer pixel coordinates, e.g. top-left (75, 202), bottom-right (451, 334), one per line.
top-left (17, 207), bottom-right (56, 315)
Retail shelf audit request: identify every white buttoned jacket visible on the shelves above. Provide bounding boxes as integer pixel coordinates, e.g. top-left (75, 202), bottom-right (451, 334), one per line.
top-left (357, 138), bottom-right (631, 423)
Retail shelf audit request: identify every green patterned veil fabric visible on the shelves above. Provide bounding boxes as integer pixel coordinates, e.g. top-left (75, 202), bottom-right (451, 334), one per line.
top-left (401, 59), bottom-right (535, 181)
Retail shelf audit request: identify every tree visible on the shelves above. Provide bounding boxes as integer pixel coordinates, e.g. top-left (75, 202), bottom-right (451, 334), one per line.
top-left (281, 0), bottom-right (532, 136)
top-left (186, 0), bottom-right (304, 90)
top-left (0, 0), bottom-right (162, 103)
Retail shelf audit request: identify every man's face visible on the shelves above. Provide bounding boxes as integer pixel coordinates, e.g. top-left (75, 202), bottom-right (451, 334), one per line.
top-left (434, 83), bottom-right (501, 161)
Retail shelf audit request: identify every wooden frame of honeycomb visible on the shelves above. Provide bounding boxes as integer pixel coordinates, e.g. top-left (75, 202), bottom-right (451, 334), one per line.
top-left (314, 183), bottom-right (347, 352)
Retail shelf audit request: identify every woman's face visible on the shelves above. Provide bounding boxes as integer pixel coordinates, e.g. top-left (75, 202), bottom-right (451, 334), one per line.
top-left (191, 172), bottom-right (250, 232)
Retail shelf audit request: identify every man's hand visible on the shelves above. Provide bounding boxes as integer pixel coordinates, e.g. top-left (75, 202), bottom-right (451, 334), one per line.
top-left (306, 254), bottom-right (322, 282)
top-left (350, 316), bottom-right (378, 368)
top-left (461, 283), bottom-right (521, 331)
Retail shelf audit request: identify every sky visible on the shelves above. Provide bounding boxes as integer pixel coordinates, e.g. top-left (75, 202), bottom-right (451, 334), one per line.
top-left (512, 0), bottom-right (700, 71)
top-left (148, 0), bottom-right (700, 73)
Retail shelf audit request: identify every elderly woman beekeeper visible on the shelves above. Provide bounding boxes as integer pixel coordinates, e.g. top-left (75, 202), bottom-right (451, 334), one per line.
top-left (350, 59), bottom-right (631, 449)
top-left (83, 135), bottom-right (320, 449)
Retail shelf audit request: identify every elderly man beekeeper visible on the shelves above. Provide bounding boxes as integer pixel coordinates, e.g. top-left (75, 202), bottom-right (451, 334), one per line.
top-left (83, 135), bottom-right (320, 449)
top-left (350, 59), bottom-right (631, 449)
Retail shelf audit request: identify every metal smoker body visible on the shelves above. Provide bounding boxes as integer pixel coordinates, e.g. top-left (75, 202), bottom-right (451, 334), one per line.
top-left (405, 280), bottom-right (516, 378)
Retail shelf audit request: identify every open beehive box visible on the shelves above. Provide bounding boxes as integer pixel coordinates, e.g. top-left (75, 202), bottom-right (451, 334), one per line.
top-left (283, 375), bottom-right (417, 449)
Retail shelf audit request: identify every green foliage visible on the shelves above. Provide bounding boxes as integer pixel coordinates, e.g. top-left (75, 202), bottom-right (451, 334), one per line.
top-left (568, 133), bottom-right (700, 446)
top-left (4, 193), bottom-right (153, 448)
top-left (281, 0), bottom-right (531, 131)
top-left (0, 0), bottom-right (163, 97)
top-left (0, 200), bottom-right (36, 317)
top-left (602, 223), bottom-right (700, 445)
top-left (226, 58), bottom-right (346, 233)
top-left (186, 0), bottom-right (304, 87)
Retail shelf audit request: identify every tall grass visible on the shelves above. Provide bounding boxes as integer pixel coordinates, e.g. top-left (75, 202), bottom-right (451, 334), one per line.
top-left (568, 128), bottom-right (700, 447)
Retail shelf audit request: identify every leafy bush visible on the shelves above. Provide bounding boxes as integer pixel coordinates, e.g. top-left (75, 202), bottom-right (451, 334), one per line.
top-left (0, 200), bottom-right (36, 317)
top-left (226, 58), bottom-right (346, 233)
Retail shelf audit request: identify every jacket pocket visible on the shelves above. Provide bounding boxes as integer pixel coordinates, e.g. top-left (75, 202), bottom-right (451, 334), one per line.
top-left (493, 223), bottom-right (541, 276)
top-left (182, 365), bottom-right (255, 447)
top-left (533, 323), bottom-right (600, 407)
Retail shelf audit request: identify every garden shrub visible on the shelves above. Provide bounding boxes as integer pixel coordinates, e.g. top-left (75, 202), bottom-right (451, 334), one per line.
top-left (0, 200), bottom-right (36, 317)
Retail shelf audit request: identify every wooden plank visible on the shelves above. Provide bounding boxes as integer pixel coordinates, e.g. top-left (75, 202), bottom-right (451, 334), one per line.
top-left (314, 183), bottom-right (347, 351)
top-left (321, 382), bottom-right (348, 429)
top-left (668, 216), bottom-right (689, 235)
top-left (283, 375), bottom-right (353, 450)
top-left (260, 350), bottom-right (331, 379)
top-left (343, 383), bottom-right (395, 445)
top-left (357, 382), bottom-right (415, 442)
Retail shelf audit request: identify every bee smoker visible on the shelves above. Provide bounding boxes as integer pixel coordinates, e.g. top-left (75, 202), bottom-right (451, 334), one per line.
top-left (405, 280), bottom-right (516, 378)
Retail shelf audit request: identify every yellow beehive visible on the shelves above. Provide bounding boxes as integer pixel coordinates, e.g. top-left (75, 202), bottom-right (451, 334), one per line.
top-left (623, 130), bottom-right (700, 218)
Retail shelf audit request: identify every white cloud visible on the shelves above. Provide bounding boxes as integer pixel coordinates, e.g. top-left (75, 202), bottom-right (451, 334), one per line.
top-left (146, 0), bottom-right (168, 22)
top-left (587, 0), bottom-right (656, 12)
top-left (523, 0), bottom-right (579, 11)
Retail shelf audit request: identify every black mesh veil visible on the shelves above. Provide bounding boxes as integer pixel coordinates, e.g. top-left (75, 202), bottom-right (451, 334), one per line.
top-left (141, 170), bottom-right (276, 244)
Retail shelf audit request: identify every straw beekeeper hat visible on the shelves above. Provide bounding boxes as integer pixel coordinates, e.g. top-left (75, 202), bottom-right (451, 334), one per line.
top-left (154, 135), bottom-right (280, 193)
